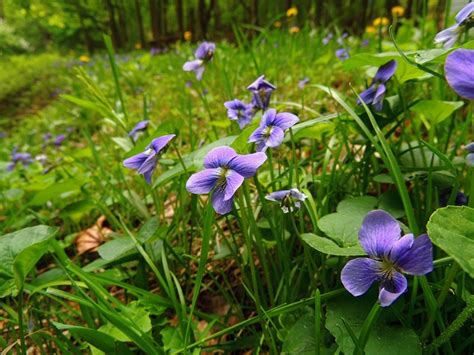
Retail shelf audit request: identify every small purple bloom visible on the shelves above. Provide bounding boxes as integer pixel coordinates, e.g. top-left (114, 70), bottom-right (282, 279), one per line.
top-left (247, 75), bottom-right (276, 110)
top-left (466, 142), bottom-right (474, 167)
top-left (128, 120), bottom-right (150, 142)
top-left (248, 109), bottom-right (299, 152)
top-left (341, 210), bottom-right (433, 307)
top-left (434, 3), bottom-right (474, 48)
top-left (337, 32), bottom-right (348, 45)
top-left (123, 134), bottom-right (176, 184)
top-left (0, 132), bottom-right (6, 138)
top-left (224, 99), bottom-right (254, 129)
top-left (335, 48), bottom-right (349, 61)
top-left (150, 47), bottom-right (160, 56)
top-left (8, 151), bottom-right (33, 171)
top-left (183, 42), bottom-right (216, 80)
top-left (185, 80), bottom-right (193, 88)
top-left (361, 39), bottom-right (370, 47)
top-left (445, 49), bottom-right (474, 100)
top-left (186, 146), bottom-right (267, 214)
top-left (439, 188), bottom-right (468, 206)
top-left (323, 32), bottom-right (333, 45)
top-left (54, 134), bottom-right (66, 147)
top-left (357, 60), bottom-right (397, 111)
top-left (298, 77), bottom-right (310, 89)
top-left (43, 132), bottom-right (52, 142)
top-left (266, 188), bottom-right (307, 213)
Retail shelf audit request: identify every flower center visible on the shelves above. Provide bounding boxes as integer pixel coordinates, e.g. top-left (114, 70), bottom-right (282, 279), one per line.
top-left (263, 126), bottom-right (274, 138)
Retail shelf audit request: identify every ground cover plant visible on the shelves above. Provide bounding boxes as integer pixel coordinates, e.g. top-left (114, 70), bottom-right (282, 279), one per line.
top-left (0, 1), bottom-right (474, 354)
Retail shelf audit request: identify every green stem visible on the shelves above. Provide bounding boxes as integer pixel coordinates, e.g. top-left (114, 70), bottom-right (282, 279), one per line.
top-left (357, 302), bottom-right (381, 354)
top-left (18, 287), bottom-right (27, 355)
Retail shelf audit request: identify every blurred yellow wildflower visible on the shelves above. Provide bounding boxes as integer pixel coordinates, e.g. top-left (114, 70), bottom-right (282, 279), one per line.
top-left (373, 17), bottom-right (390, 26)
top-left (135, 43), bottom-right (142, 49)
top-left (286, 7), bottom-right (298, 17)
top-left (184, 31), bottom-right (192, 41)
top-left (79, 55), bottom-right (90, 63)
top-left (289, 26), bottom-right (300, 34)
top-left (391, 6), bottom-right (405, 16)
top-left (365, 26), bottom-right (377, 34)
top-left (274, 20), bottom-right (282, 28)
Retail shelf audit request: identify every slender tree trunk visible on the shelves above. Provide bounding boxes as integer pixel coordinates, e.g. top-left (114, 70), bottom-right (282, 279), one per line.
top-left (75, 1), bottom-right (94, 53)
top-left (104, 0), bottom-right (121, 48)
top-left (250, 0), bottom-right (258, 25)
top-left (135, 0), bottom-right (146, 48)
top-left (117, 0), bottom-right (128, 45)
top-left (406, 0), bottom-right (414, 19)
top-left (175, 0), bottom-right (184, 33)
top-left (315, 0), bottom-right (324, 26)
top-left (198, 0), bottom-right (207, 38)
top-left (149, 0), bottom-right (160, 45)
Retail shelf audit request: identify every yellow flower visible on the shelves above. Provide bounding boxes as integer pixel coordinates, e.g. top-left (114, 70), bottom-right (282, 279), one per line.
top-left (289, 26), bottom-right (300, 34)
top-left (391, 6), bottom-right (405, 17)
top-left (134, 43), bottom-right (142, 49)
top-left (373, 17), bottom-right (390, 26)
top-left (184, 31), bottom-right (192, 41)
top-left (79, 55), bottom-right (90, 63)
top-left (286, 7), bottom-right (298, 17)
top-left (365, 26), bottom-right (377, 34)
top-left (274, 20), bottom-right (282, 28)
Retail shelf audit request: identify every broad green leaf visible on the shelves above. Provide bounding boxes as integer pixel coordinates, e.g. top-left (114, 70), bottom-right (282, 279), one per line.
top-left (0, 225), bottom-right (58, 297)
top-left (318, 196), bottom-right (377, 246)
top-left (301, 233), bottom-right (365, 256)
top-left (98, 218), bottom-right (161, 261)
top-left (52, 322), bottom-right (116, 353)
top-left (231, 122), bottom-right (258, 153)
top-left (410, 100), bottom-right (463, 125)
top-left (112, 136), bottom-right (134, 151)
top-left (29, 180), bottom-right (82, 206)
top-left (282, 313), bottom-right (317, 354)
top-left (161, 326), bottom-right (184, 353)
top-left (378, 190), bottom-right (405, 218)
top-left (98, 302), bottom-right (152, 342)
top-left (427, 206), bottom-right (474, 278)
top-left (326, 296), bottom-right (422, 354)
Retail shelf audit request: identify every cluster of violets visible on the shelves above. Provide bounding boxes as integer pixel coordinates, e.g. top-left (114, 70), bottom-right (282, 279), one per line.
top-left (120, 35), bottom-right (448, 307)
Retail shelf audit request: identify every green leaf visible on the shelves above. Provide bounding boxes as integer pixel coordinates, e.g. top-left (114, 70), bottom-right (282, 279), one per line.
top-left (326, 296), bottom-right (422, 354)
top-left (98, 302), bottom-right (152, 342)
top-left (52, 322), bottom-right (117, 353)
top-left (29, 180), bottom-right (82, 206)
top-left (282, 313), bottom-right (317, 354)
top-left (410, 100), bottom-right (463, 125)
top-left (161, 326), bottom-right (184, 353)
top-left (427, 206), bottom-right (474, 278)
top-left (98, 218), bottom-right (161, 261)
top-left (112, 137), bottom-right (134, 151)
top-left (0, 226), bottom-right (58, 297)
top-left (319, 196), bottom-right (377, 246)
top-left (301, 233), bottom-right (365, 256)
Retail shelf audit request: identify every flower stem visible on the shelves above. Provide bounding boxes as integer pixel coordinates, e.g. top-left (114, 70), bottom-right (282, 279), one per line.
top-left (357, 301), bottom-right (381, 354)
top-left (17, 287), bottom-right (27, 355)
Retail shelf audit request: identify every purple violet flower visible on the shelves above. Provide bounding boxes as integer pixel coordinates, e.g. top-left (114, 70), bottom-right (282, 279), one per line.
top-left (323, 32), bottom-right (333, 45)
top-left (182, 42), bottom-right (216, 80)
top-left (445, 49), bottom-right (474, 100)
top-left (435, 3), bottom-right (474, 48)
top-left (466, 142), bottom-right (474, 167)
top-left (43, 132), bottom-right (52, 142)
top-left (54, 134), bottom-right (66, 147)
top-left (439, 188), bottom-right (468, 206)
top-left (337, 32), bottom-right (348, 45)
top-left (335, 48), bottom-right (349, 61)
top-left (298, 77), bottom-right (310, 89)
top-left (224, 99), bottom-right (254, 129)
top-left (186, 146), bottom-right (267, 214)
top-left (247, 75), bottom-right (276, 110)
top-left (341, 210), bottom-right (433, 307)
top-left (7, 151), bottom-right (33, 171)
top-left (129, 120), bottom-right (150, 142)
top-left (357, 60), bottom-right (397, 111)
top-left (266, 188), bottom-right (307, 213)
top-left (248, 109), bottom-right (299, 152)
top-left (123, 134), bottom-right (176, 184)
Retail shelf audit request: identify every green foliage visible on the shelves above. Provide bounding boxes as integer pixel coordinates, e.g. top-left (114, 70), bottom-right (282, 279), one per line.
top-left (427, 206), bottom-right (474, 278)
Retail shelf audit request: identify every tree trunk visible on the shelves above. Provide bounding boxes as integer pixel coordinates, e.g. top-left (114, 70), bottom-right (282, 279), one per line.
top-left (117, 0), bottom-right (128, 45)
top-left (198, 0), bottom-right (207, 38)
top-left (75, 1), bottom-right (94, 53)
top-left (149, 0), bottom-right (160, 45)
top-left (104, 0), bottom-right (121, 48)
top-left (135, 0), bottom-right (146, 48)
top-left (175, 0), bottom-right (184, 33)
